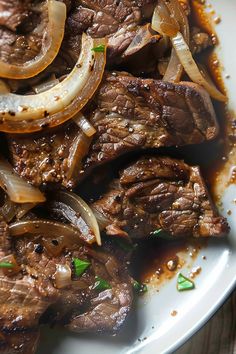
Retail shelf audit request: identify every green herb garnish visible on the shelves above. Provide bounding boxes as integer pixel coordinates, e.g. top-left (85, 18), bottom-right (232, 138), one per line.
top-left (133, 280), bottom-right (148, 294)
top-left (73, 258), bottom-right (90, 277)
top-left (177, 273), bottom-right (195, 291)
top-left (93, 276), bottom-right (111, 291)
top-left (152, 229), bottom-right (163, 236)
top-left (0, 262), bottom-right (14, 268)
top-left (151, 229), bottom-right (173, 240)
top-left (91, 44), bottom-right (105, 53)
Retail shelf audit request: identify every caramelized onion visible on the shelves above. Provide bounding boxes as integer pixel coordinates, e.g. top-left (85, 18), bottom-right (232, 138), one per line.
top-left (0, 1), bottom-right (66, 79)
top-left (172, 32), bottom-right (227, 101)
top-left (74, 113), bottom-right (96, 137)
top-left (9, 219), bottom-right (82, 240)
top-left (54, 263), bottom-right (72, 289)
top-left (152, 0), bottom-right (179, 37)
top-left (152, 1), bottom-right (226, 100)
top-left (48, 191), bottom-right (101, 246)
top-left (0, 198), bottom-right (36, 222)
top-left (0, 34), bottom-right (106, 133)
top-left (66, 132), bottom-right (93, 187)
top-left (0, 80), bottom-right (10, 94)
top-left (33, 74), bottom-right (59, 94)
top-left (152, 0), bottom-right (189, 82)
top-left (0, 157), bottom-right (45, 203)
top-left (0, 199), bottom-right (17, 222)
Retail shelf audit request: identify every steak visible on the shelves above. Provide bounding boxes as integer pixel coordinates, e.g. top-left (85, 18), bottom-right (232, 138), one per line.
top-left (0, 0), bottom-right (45, 66)
top-left (91, 156), bottom-right (229, 239)
top-left (65, 0), bottom-right (157, 61)
top-left (8, 72), bottom-right (219, 188)
top-left (0, 219), bottom-right (133, 353)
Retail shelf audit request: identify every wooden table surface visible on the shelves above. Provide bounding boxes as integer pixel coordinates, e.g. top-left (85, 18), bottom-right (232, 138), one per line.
top-left (175, 290), bottom-right (236, 354)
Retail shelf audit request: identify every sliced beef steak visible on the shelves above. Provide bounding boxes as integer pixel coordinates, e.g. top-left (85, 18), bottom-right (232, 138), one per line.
top-left (8, 72), bottom-right (219, 188)
top-left (0, 219), bottom-right (132, 353)
top-left (0, 221), bottom-right (56, 354)
top-left (0, 0), bottom-right (45, 66)
top-left (65, 0), bottom-right (157, 61)
top-left (84, 73), bottom-right (218, 169)
top-left (91, 156), bottom-right (229, 239)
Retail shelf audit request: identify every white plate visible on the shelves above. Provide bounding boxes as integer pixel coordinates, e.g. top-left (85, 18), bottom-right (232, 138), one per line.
top-left (37, 1), bottom-right (236, 353)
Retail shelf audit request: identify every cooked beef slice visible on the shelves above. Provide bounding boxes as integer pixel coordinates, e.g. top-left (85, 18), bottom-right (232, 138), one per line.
top-left (65, 0), bottom-right (157, 61)
top-left (0, 221), bottom-right (56, 354)
top-left (8, 72), bottom-right (219, 188)
top-left (8, 123), bottom-right (79, 187)
top-left (14, 236), bottom-right (133, 333)
top-left (0, 220), bottom-right (132, 353)
top-left (91, 156), bottom-right (229, 239)
top-left (84, 73), bottom-right (218, 169)
top-left (0, 0), bottom-right (46, 66)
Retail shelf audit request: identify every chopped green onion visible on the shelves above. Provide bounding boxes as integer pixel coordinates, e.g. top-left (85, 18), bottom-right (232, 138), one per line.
top-left (177, 273), bottom-right (195, 291)
top-left (151, 229), bottom-right (172, 239)
top-left (91, 44), bottom-right (105, 53)
top-left (0, 262), bottom-right (14, 268)
top-left (133, 280), bottom-right (148, 294)
top-left (152, 229), bottom-right (163, 236)
top-left (73, 258), bottom-right (90, 277)
top-left (93, 276), bottom-right (111, 291)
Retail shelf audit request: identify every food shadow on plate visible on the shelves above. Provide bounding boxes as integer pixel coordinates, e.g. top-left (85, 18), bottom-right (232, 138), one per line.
top-left (36, 304), bottom-right (140, 354)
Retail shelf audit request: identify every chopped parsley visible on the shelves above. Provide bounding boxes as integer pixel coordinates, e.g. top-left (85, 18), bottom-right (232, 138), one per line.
top-left (73, 258), bottom-right (90, 277)
top-left (0, 262), bottom-right (14, 268)
top-left (91, 44), bottom-right (105, 53)
top-left (133, 280), bottom-right (148, 294)
top-left (93, 276), bottom-right (111, 291)
top-left (177, 273), bottom-right (195, 291)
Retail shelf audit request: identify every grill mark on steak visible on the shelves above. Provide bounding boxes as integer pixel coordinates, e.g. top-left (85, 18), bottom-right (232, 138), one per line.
top-left (91, 156), bottom-right (229, 239)
top-left (8, 72), bottom-right (219, 188)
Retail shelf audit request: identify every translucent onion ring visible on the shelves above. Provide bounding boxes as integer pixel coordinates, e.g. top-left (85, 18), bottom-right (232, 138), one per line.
top-left (0, 34), bottom-right (106, 133)
top-left (0, 0), bottom-right (66, 79)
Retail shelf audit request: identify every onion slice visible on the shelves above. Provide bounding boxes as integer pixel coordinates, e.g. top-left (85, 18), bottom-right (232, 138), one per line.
top-left (66, 132), bottom-right (93, 187)
top-left (163, 48), bottom-right (183, 82)
top-left (48, 191), bottom-right (102, 246)
top-left (0, 1), bottom-right (66, 79)
top-left (0, 157), bottom-right (45, 203)
top-left (171, 32), bottom-right (227, 101)
top-left (9, 219), bottom-right (82, 239)
top-left (0, 198), bottom-right (36, 222)
top-left (74, 113), bottom-right (96, 137)
top-left (54, 263), bottom-right (72, 289)
top-left (0, 34), bottom-right (106, 133)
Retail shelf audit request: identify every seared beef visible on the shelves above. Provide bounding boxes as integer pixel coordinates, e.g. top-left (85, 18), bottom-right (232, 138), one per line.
top-left (91, 156), bottom-right (229, 239)
top-left (0, 221), bottom-right (55, 354)
top-left (0, 220), bottom-right (132, 353)
top-left (84, 73), bottom-right (218, 169)
top-left (8, 72), bottom-right (219, 188)
top-left (8, 123), bottom-right (79, 187)
top-left (0, 0), bottom-right (45, 66)
top-left (65, 0), bottom-right (157, 61)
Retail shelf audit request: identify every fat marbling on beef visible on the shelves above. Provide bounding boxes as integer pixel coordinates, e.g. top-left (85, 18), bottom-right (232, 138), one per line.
top-left (8, 72), bottom-right (219, 188)
top-left (91, 156), bottom-right (229, 239)
top-left (0, 219), bottom-right (133, 354)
